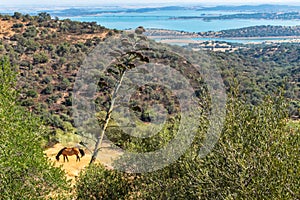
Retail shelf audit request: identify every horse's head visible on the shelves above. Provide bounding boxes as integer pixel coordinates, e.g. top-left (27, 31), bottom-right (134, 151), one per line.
top-left (55, 147), bottom-right (67, 161)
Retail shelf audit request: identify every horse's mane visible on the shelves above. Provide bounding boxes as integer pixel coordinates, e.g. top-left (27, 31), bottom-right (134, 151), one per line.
top-left (55, 147), bottom-right (67, 161)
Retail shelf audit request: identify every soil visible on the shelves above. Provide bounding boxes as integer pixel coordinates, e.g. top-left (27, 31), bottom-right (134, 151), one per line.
top-left (44, 141), bottom-right (123, 185)
top-left (0, 20), bottom-right (15, 39)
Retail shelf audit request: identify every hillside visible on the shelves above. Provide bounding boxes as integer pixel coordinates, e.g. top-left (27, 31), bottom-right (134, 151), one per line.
top-left (0, 12), bottom-right (118, 134)
top-left (1, 12), bottom-right (299, 200)
top-left (0, 12), bottom-right (298, 139)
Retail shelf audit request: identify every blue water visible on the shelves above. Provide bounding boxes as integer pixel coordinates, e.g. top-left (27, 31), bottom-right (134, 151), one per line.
top-left (156, 37), bottom-right (297, 45)
top-left (69, 16), bottom-right (300, 32)
top-left (66, 9), bottom-right (300, 33)
top-left (2, 7), bottom-right (299, 43)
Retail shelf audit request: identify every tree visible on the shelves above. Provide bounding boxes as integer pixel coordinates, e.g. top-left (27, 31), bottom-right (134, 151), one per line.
top-left (76, 87), bottom-right (299, 199)
top-left (33, 52), bottom-right (49, 64)
top-left (41, 84), bottom-right (54, 94)
top-left (37, 12), bottom-right (51, 22)
top-left (89, 44), bottom-right (149, 164)
top-left (76, 164), bottom-right (133, 200)
top-left (12, 12), bottom-right (22, 19)
top-left (23, 26), bottom-right (38, 38)
top-left (0, 57), bottom-right (70, 199)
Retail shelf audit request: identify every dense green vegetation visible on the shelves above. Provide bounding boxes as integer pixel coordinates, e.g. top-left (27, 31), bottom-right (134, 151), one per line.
top-left (197, 25), bottom-right (300, 38)
top-left (0, 13), bottom-right (299, 199)
top-left (0, 57), bottom-right (70, 199)
top-left (0, 13), bottom-right (298, 139)
top-left (76, 90), bottom-right (300, 199)
top-left (208, 43), bottom-right (300, 118)
top-left (74, 29), bottom-right (299, 199)
top-left (186, 41), bottom-right (299, 119)
top-left (0, 12), bottom-right (117, 135)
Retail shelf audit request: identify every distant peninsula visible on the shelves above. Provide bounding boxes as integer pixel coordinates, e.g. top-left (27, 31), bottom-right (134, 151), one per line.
top-left (170, 12), bottom-right (300, 21)
top-left (146, 25), bottom-right (300, 39)
top-left (197, 25), bottom-right (300, 38)
top-left (18, 4), bottom-right (300, 18)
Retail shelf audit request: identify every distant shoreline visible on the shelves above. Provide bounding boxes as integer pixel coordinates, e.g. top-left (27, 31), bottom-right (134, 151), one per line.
top-left (145, 28), bottom-right (300, 44)
top-left (157, 38), bottom-right (300, 44)
top-left (148, 35), bottom-right (300, 39)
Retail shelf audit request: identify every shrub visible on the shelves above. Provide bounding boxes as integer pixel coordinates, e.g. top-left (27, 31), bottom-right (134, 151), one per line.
top-left (57, 78), bottom-right (70, 91)
top-left (2, 15), bottom-right (11, 20)
top-left (76, 90), bottom-right (299, 199)
top-left (41, 113), bottom-right (64, 129)
top-left (41, 84), bottom-right (54, 94)
top-left (24, 38), bottom-right (40, 52)
top-left (21, 98), bottom-right (35, 106)
top-left (42, 75), bottom-right (53, 84)
top-left (23, 26), bottom-right (38, 38)
top-left (131, 91), bottom-right (299, 199)
top-left (0, 44), bottom-right (4, 52)
top-left (33, 52), bottom-right (49, 64)
top-left (12, 12), bottom-right (22, 19)
top-left (76, 164), bottom-right (133, 200)
top-left (26, 89), bottom-right (38, 98)
top-left (0, 57), bottom-right (70, 199)
top-left (12, 23), bottom-right (24, 28)
top-left (63, 96), bottom-right (72, 106)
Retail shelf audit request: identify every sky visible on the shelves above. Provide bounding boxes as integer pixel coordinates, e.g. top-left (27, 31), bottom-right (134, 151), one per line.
top-left (1, 0), bottom-right (300, 7)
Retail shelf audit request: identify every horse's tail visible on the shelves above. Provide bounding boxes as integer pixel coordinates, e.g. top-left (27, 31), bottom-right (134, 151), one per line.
top-left (56, 147), bottom-right (67, 161)
top-left (79, 148), bottom-right (85, 157)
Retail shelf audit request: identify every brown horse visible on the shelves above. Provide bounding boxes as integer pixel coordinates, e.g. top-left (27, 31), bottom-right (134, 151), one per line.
top-left (56, 147), bottom-right (85, 162)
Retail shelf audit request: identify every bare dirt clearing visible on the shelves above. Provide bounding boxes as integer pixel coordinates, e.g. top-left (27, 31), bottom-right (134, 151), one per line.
top-left (44, 141), bottom-right (123, 184)
top-left (0, 20), bottom-right (15, 38)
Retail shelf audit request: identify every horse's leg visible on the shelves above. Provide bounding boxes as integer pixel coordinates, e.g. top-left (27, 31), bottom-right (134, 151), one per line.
top-left (66, 156), bottom-right (69, 162)
top-left (76, 155), bottom-right (80, 162)
top-left (63, 155), bottom-right (65, 162)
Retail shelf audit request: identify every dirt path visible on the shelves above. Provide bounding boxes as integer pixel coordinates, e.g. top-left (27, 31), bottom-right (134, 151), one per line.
top-left (44, 141), bottom-right (123, 184)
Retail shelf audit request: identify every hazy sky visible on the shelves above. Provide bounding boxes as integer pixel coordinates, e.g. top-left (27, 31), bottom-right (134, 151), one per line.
top-left (1, 0), bottom-right (299, 7)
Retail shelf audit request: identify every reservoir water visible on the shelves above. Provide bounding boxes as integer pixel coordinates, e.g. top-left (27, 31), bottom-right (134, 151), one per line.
top-left (65, 10), bottom-right (300, 33)
top-left (2, 7), bottom-right (300, 43)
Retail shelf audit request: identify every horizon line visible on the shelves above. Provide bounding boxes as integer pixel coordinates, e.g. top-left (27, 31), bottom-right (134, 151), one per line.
top-left (1, 2), bottom-right (300, 8)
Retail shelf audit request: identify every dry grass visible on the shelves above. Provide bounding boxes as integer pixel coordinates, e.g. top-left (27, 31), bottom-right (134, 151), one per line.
top-left (0, 20), bottom-right (16, 38)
